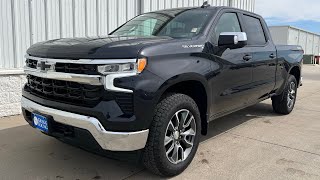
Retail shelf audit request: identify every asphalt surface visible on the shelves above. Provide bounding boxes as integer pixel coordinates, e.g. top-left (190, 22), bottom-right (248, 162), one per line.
top-left (1, 65), bottom-right (320, 180)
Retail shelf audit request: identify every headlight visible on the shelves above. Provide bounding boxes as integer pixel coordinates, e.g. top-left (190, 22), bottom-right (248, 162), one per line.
top-left (97, 63), bottom-right (135, 74)
top-left (97, 58), bottom-right (147, 75)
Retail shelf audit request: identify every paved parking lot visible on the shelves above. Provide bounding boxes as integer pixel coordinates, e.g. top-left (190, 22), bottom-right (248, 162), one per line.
top-left (1, 65), bottom-right (320, 180)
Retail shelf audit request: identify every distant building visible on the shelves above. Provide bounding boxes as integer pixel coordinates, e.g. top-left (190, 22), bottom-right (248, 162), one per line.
top-left (269, 26), bottom-right (320, 56)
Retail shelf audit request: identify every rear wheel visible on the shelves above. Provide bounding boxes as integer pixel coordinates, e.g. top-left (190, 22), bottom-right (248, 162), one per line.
top-left (272, 75), bottom-right (298, 114)
top-left (143, 93), bottom-right (201, 176)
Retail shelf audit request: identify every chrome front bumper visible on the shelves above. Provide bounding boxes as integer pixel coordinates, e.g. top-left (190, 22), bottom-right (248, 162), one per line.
top-left (21, 97), bottom-right (149, 151)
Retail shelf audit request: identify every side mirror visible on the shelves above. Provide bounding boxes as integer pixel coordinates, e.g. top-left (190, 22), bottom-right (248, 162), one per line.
top-left (218, 32), bottom-right (247, 49)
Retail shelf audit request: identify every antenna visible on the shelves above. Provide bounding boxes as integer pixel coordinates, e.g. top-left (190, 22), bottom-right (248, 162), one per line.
top-left (201, 1), bottom-right (210, 8)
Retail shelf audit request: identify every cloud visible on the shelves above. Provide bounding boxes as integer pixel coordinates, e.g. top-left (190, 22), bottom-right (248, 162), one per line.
top-left (255, 0), bottom-right (320, 22)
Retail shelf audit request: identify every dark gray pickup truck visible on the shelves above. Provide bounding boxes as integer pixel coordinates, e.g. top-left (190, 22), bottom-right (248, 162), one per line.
top-left (22, 3), bottom-right (303, 176)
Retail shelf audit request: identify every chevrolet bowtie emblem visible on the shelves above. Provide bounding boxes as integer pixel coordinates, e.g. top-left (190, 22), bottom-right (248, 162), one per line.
top-left (37, 61), bottom-right (54, 72)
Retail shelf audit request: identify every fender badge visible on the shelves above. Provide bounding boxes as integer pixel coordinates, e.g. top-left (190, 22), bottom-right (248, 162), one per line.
top-left (182, 45), bottom-right (204, 49)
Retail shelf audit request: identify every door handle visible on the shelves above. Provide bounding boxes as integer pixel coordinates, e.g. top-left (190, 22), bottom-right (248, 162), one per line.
top-left (269, 53), bottom-right (276, 59)
top-left (243, 55), bottom-right (252, 61)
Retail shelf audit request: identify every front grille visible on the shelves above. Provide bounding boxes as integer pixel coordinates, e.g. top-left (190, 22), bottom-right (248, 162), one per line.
top-left (25, 74), bottom-right (104, 107)
top-left (55, 63), bottom-right (99, 75)
top-left (24, 75), bottom-right (134, 115)
top-left (26, 59), bottom-right (38, 69)
top-left (25, 58), bottom-right (99, 75)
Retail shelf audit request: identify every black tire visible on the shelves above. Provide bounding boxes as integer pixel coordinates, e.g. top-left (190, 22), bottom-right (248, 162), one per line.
top-left (272, 75), bottom-right (298, 114)
top-left (143, 93), bottom-right (201, 177)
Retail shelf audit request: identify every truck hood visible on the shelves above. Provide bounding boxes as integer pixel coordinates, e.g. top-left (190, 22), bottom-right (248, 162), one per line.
top-left (27, 35), bottom-right (174, 59)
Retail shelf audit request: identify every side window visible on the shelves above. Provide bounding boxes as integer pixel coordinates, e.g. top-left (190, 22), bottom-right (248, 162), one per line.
top-left (242, 15), bottom-right (266, 45)
top-left (214, 13), bottom-right (241, 44)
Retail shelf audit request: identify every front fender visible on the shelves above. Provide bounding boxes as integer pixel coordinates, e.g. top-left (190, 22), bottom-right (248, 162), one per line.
top-left (114, 53), bottom-right (214, 130)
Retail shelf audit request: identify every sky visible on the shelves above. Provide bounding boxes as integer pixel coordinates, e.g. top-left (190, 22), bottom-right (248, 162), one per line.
top-left (255, 0), bottom-right (320, 34)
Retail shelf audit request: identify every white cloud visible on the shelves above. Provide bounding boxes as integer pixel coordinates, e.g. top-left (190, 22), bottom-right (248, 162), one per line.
top-left (255, 0), bottom-right (320, 22)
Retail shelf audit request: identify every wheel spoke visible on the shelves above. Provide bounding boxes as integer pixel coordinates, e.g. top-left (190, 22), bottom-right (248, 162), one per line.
top-left (181, 128), bottom-right (196, 137)
top-left (183, 116), bottom-right (194, 128)
top-left (164, 135), bottom-right (173, 146)
top-left (172, 144), bottom-right (179, 162)
top-left (167, 121), bottom-right (175, 132)
top-left (181, 129), bottom-right (195, 148)
top-left (180, 111), bottom-right (189, 129)
top-left (177, 144), bottom-right (184, 161)
top-left (166, 142), bottom-right (175, 155)
top-left (181, 136), bottom-right (193, 148)
top-left (174, 112), bottom-right (180, 129)
top-left (287, 99), bottom-right (293, 108)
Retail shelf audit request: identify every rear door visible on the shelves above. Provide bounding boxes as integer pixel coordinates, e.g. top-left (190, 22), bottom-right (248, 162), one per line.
top-left (239, 14), bottom-right (277, 102)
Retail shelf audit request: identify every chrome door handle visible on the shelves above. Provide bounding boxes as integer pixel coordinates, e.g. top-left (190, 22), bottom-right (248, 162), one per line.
top-left (269, 54), bottom-right (276, 59)
top-left (243, 55), bottom-right (252, 61)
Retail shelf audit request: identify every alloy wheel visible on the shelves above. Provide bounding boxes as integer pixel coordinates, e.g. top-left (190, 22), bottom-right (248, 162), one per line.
top-left (287, 81), bottom-right (296, 109)
top-left (164, 109), bottom-right (196, 164)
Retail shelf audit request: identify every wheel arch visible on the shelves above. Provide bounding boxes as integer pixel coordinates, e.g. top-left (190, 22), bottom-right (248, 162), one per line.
top-left (289, 66), bottom-right (301, 85)
top-left (156, 73), bottom-right (210, 135)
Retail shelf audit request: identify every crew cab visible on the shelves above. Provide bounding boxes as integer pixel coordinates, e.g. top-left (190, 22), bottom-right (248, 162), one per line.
top-left (22, 4), bottom-right (303, 176)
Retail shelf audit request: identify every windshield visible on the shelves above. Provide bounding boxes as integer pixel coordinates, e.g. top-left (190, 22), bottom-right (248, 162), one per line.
top-left (112, 9), bottom-right (212, 39)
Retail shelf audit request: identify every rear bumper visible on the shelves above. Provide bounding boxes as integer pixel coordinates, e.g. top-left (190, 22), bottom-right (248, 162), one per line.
top-left (21, 97), bottom-right (149, 151)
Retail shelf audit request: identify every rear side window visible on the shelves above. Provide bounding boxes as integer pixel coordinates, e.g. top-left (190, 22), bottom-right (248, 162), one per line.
top-left (214, 13), bottom-right (241, 44)
top-left (242, 15), bottom-right (266, 45)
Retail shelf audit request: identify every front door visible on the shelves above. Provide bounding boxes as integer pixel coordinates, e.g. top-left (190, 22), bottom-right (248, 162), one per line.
top-left (208, 12), bottom-right (254, 116)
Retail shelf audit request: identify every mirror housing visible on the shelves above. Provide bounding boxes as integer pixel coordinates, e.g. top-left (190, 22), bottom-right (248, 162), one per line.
top-left (218, 32), bottom-right (247, 49)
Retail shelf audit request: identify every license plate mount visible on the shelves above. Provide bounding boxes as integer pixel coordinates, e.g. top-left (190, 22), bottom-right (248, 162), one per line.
top-left (32, 113), bottom-right (50, 133)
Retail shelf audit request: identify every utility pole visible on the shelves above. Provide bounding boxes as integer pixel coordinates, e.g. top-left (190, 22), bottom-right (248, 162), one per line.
top-left (137, 0), bottom-right (143, 15)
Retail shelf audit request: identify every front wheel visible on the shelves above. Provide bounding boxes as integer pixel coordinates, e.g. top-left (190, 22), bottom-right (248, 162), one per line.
top-left (272, 75), bottom-right (298, 114)
top-left (143, 93), bottom-right (201, 176)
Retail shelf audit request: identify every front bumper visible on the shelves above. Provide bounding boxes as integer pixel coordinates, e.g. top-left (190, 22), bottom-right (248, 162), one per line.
top-left (21, 97), bottom-right (149, 151)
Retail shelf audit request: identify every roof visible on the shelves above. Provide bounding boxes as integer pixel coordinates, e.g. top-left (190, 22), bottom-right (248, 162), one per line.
top-left (150, 6), bottom-right (260, 18)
